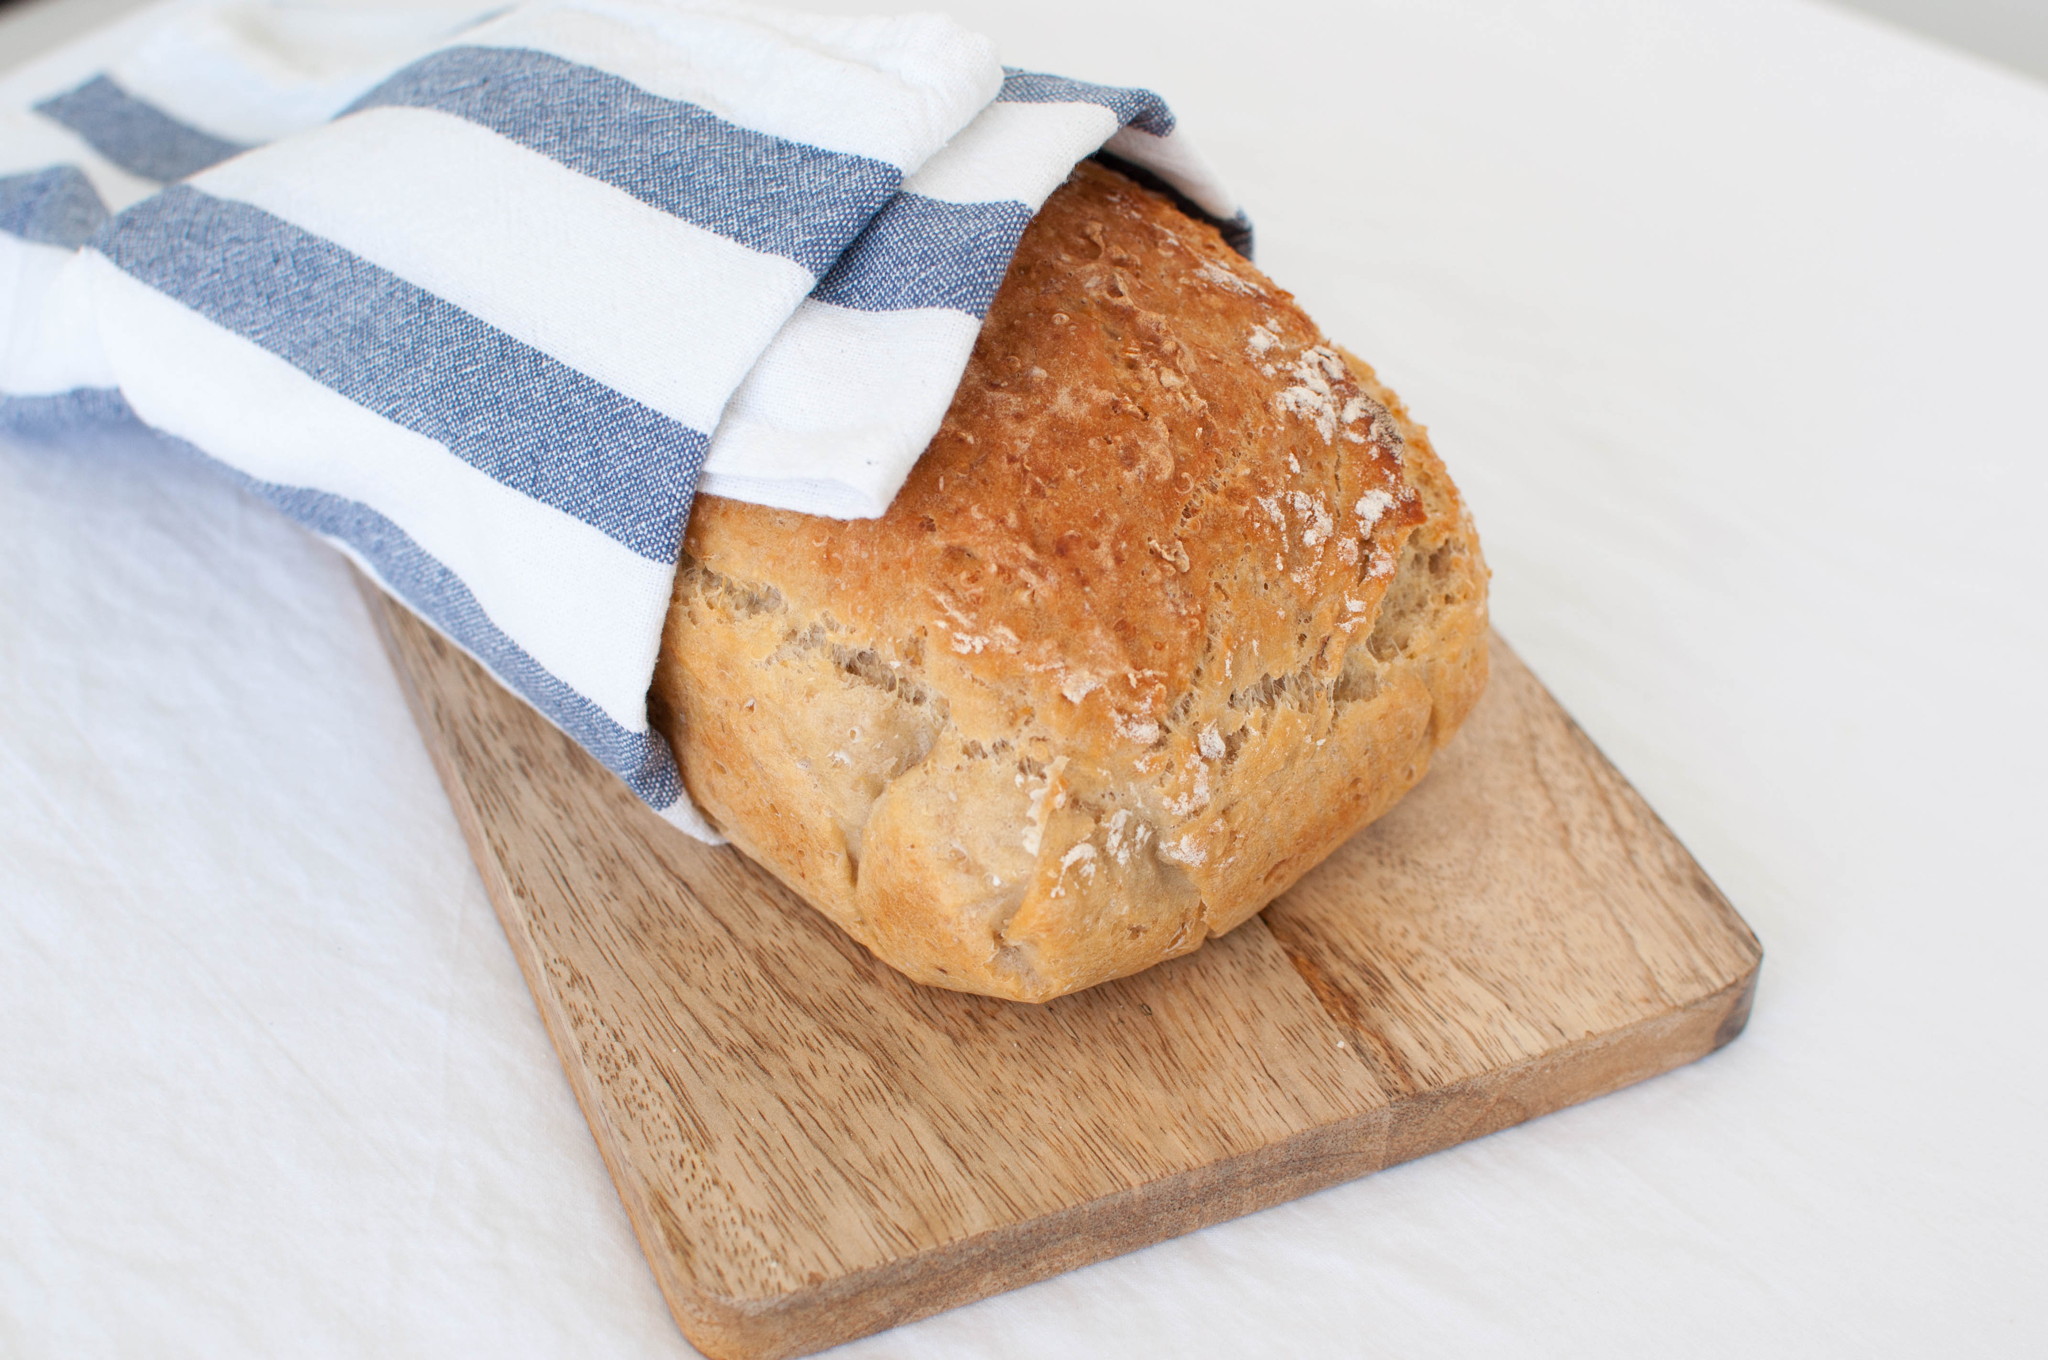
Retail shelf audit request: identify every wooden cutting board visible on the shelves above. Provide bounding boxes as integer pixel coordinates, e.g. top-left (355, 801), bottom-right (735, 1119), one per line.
top-left (366, 585), bottom-right (1760, 1360)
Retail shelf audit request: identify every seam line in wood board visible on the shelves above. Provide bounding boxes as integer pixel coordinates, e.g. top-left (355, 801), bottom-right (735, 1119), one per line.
top-left (661, 966), bottom-right (1757, 1360)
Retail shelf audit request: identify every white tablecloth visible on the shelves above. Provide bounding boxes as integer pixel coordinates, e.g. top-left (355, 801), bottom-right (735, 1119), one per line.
top-left (4, 1), bottom-right (2044, 1355)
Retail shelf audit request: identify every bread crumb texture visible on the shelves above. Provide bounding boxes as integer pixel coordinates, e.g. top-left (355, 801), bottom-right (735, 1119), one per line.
top-left (653, 160), bottom-right (1489, 1002)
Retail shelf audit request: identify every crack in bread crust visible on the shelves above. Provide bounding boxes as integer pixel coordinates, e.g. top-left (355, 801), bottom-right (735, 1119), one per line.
top-left (651, 161), bottom-right (1489, 1002)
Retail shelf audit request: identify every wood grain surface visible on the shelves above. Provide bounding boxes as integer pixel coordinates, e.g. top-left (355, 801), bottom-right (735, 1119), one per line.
top-left (365, 584), bottom-right (1760, 1360)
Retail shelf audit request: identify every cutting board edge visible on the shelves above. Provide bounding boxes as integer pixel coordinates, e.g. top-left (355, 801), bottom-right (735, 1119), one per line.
top-left (646, 961), bottom-right (1757, 1360)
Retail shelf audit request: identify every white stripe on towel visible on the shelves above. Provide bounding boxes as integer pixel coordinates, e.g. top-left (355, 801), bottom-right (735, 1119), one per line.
top-left (193, 106), bottom-right (813, 434)
top-left (88, 253), bottom-right (676, 730)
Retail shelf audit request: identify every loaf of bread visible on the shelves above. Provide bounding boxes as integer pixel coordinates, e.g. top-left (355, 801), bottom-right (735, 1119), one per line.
top-left (650, 159), bottom-right (1488, 1002)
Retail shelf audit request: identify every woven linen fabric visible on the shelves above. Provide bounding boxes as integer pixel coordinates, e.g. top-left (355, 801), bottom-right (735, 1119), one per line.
top-left (0, 0), bottom-right (1248, 838)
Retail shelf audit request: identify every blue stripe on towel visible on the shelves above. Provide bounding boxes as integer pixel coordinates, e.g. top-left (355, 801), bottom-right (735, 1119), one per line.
top-left (811, 192), bottom-right (1033, 316)
top-left (346, 45), bottom-right (903, 276)
top-left (172, 436), bottom-right (686, 806)
top-left (0, 386), bottom-right (139, 440)
top-left (33, 76), bottom-right (249, 182)
top-left (0, 166), bottom-right (110, 246)
top-left (997, 69), bottom-right (1174, 137)
top-left (95, 186), bottom-right (707, 563)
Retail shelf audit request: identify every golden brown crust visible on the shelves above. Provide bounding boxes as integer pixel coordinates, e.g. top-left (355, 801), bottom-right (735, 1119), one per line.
top-left (651, 160), bottom-right (1489, 1002)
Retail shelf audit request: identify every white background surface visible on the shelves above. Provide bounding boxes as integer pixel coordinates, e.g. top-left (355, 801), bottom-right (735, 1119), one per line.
top-left (4, 1), bottom-right (2046, 1356)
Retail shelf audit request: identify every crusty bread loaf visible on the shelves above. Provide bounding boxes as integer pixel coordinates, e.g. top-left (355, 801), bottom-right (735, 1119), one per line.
top-left (650, 159), bottom-right (1488, 1002)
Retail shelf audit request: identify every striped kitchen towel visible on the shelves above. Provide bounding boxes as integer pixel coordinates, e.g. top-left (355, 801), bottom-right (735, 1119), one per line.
top-left (0, 0), bottom-right (1249, 839)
